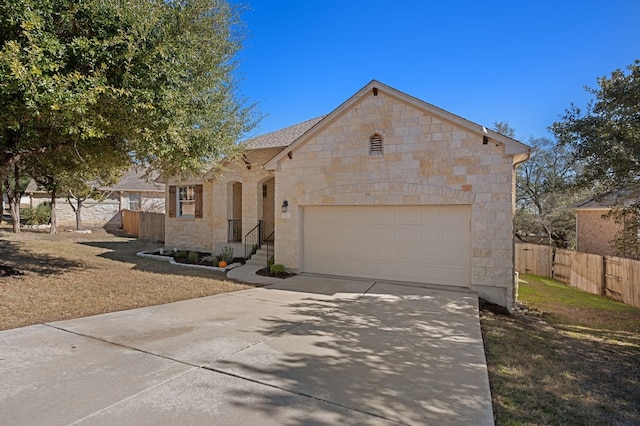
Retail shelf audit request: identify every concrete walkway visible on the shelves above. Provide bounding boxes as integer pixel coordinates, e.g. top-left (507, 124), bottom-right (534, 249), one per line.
top-left (0, 268), bottom-right (494, 425)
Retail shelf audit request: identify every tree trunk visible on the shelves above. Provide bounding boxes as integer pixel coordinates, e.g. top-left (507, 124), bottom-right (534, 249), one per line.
top-left (50, 194), bottom-right (57, 235)
top-left (0, 186), bottom-right (3, 225)
top-left (9, 197), bottom-right (20, 233)
top-left (67, 196), bottom-right (84, 231)
top-left (74, 200), bottom-right (83, 231)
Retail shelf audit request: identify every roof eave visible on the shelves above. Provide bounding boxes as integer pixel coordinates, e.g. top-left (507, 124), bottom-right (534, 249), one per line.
top-left (264, 80), bottom-right (531, 169)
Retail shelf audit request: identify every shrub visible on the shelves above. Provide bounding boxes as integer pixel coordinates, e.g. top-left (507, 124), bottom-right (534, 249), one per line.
top-left (270, 263), bottom-right (285, 274)
top-left (187, 251), bottom-right (199, 262)
top-left (174, 250), bottom-right (189, 259)
top-left (216, 246), bottom-right (234, 263)
top-left (21, 203), bottom-right (51, 225)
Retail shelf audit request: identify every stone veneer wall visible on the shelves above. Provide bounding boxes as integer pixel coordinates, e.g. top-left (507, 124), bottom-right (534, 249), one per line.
top-left (273, 91), bottom-right (518, 309)
top-left (164, 148), bottom-right (280, 253)
top-left (164, 179), bottom-right (214, 252)
top-left (576, 209), bottom-right (623, 256)
top-left (30, 192), bottom-right (164, 228)
top-left (55, 198), bottom-right (120, 227)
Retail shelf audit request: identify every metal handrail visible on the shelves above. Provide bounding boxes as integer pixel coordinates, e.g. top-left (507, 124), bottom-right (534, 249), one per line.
top-left (265, 231), bottom-right (275, 267)
top-left (227, 219), bottom-right (242, 242)
top-left (244, 220), bottom-right (263, 260)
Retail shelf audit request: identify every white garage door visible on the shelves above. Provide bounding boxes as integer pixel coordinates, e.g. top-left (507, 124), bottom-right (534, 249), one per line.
top-left (302, 205), bottom-right (471, 287)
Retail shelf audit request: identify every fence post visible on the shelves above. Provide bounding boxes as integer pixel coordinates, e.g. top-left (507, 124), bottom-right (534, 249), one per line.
top-left (601, 256), bottom-right (607, 296)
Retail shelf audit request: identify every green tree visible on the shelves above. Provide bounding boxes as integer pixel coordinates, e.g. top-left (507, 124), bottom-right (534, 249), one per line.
top-left (1, 0), bottom-right (256, 229)
top-left (552, 60), bottom-right (640, 256)
top-left (515, 137), bottom-right (588, 247)
top-left (61, 165), bottom-right (123, 231)
top-left (2, 163), bottom-right (30, 233)
top-left (493, 121), bottom-right (586, 247)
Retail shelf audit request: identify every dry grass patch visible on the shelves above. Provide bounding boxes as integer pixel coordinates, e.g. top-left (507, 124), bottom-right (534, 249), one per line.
top-left (481, 275), bottom-right (640, 425)
top-left (0, 225), bottom-right (255, 331)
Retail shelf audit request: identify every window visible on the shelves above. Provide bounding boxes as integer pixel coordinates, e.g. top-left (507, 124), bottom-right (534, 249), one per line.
top-left (369, 133), bottom-right (383, 155)
top-left (169, 185), bottom-right (203, 218)
top-left (129, 194), bottom-right (141, 211)
top-left (178, 186), bottom-right (196, 217)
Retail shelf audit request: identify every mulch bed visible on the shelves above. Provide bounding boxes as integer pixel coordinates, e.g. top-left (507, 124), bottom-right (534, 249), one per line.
top-left (256, 267), bottom-right (295, 279)
top-left (157, 251), bottom-right (245, 267)
top-left (479, 298), bottom-right (510, 315)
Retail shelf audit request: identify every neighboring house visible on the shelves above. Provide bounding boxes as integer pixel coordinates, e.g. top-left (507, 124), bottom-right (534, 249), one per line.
top-left (25, 167), bottom-right (165, 228)
top-left (574, 193), bottom-right (626, 256)
top-left (163, 80), bottom-right (530, 309)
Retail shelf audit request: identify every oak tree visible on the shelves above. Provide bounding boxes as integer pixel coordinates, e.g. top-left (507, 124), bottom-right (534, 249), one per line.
top-left (1, 0), bottom-right (255, 230)
top-left (553, 60), bottom-right (640, 256)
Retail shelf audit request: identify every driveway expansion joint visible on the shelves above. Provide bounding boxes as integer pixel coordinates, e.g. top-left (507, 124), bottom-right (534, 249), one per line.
top-left (199, 364), bottom-right (406, 424)
top-left (43, 322), bottom-right (403, 424)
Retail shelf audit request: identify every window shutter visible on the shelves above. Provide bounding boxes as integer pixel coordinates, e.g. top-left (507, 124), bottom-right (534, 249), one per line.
top-left (168, 186), bottom-right (176, 218)
top-left (194, 184), bottom-right (203, 218)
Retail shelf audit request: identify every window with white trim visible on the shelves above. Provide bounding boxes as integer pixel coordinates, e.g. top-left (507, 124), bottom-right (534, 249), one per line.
top-left (178, 186), bottom-right (196, 217)
top-left (129, 193), bottom-right (141, 211)
top-left (169, 184), bottom-right (203, 218)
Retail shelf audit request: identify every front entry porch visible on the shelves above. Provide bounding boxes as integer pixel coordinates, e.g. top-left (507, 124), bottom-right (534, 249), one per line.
top-left (223, 176), bottom-right (276, 264)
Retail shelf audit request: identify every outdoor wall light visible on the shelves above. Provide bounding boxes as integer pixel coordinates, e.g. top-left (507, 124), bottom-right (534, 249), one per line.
top-left (281, 200), bottom-right (288, 213)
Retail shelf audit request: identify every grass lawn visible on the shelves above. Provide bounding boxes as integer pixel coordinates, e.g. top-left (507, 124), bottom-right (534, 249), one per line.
top-left (0, 225), bottom-right (255, 331)
top-left (481, 274), bottom-right (640, 425)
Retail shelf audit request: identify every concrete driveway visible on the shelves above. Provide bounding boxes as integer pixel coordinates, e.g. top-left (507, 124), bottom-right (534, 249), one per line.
top-left (0, 275), bottom-right (494, 425)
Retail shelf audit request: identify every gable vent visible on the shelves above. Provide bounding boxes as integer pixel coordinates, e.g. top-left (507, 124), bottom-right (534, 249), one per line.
top-left (369, 133), bottom-right (383, 155)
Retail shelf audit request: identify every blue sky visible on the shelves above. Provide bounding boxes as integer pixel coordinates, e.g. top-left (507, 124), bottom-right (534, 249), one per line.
top-left (234, 1), bottom-right (640, 142)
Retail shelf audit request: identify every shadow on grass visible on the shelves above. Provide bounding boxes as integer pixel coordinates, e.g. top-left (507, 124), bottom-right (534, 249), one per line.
top-left (78, 240), bottom-right (234, 281)
top-left (0, 232), bottom-right (84, 276)
top-left (481, 309), bottom-right (640, 425)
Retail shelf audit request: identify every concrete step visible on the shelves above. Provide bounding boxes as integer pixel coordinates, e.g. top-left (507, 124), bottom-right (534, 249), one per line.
top-left (246, 246), bottom-right (274, 266)
top-left (246, 258), bottom-right (269, 267)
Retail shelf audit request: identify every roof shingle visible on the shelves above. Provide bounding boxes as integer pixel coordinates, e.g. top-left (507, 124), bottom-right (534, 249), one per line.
top-left (242, 116), bottom-right (324, 150)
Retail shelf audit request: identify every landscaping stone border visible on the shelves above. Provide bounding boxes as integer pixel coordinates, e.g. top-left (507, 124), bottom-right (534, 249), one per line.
top-left (136, 250), bottom-right (241, 272)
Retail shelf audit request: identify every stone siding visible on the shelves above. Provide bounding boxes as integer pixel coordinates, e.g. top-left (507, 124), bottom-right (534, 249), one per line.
top-left (55, 198), bottom-right (120, 227)
top-left (164, 148), bottom-right (281, 253)
top-left (29, 192), bottom-right (163, 228)
top-left (272, 91), bottom-right (518, 308)
top-left (576, 209), bottom-right (623, 256)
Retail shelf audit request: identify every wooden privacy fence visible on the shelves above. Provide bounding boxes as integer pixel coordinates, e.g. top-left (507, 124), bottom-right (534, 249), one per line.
top-left (516, 243), bottom-right (640, 309)
top-left (121, 209), bottom-right (165, 242)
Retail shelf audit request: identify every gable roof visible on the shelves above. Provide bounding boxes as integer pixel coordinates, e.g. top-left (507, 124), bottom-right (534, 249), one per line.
top-left (264, 80), bottom-right (530, 170)
top-left (25, 166), bottom-right (164, 194)
top-left (242, 116), bottom-right (325, 150)
top-left (574, 190), bottom-right (633, 210)
top-left (113, 167), bottom-right (163, 192)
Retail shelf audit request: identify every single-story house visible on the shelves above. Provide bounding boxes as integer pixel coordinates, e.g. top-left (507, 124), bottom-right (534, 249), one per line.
top-left (574, 192), bottom-right (627, 256)
top-left (25, 166), bottom-right (165, 228)
top-left (163, 80), bottom-right (531, 310)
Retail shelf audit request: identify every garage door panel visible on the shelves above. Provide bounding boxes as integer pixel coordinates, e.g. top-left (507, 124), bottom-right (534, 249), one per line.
top-left (378, 209), bottom-right (398, 224)
top-left (442, 248), bottom-right (464, 263)
top-left (358, 225), bottom-right (379, 241)
top-left (398, 208), bottom-right (420, 224)
top-left (398, 245), bottom-right (421, 262)
top-left (379, 245), bottom-right (399, 261)
top-left (419, 229), bottom-right (442, 245)
top-left (303, 206), bottom-right (470, 287)
top-left (399, 226), bottom-right (420, 244)
top-left (419, 247), bottom-right (441, 261)
top-left (357, 209), bottom-right (380, 224)
top-left (378, 226), bottom-right (399, 243)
